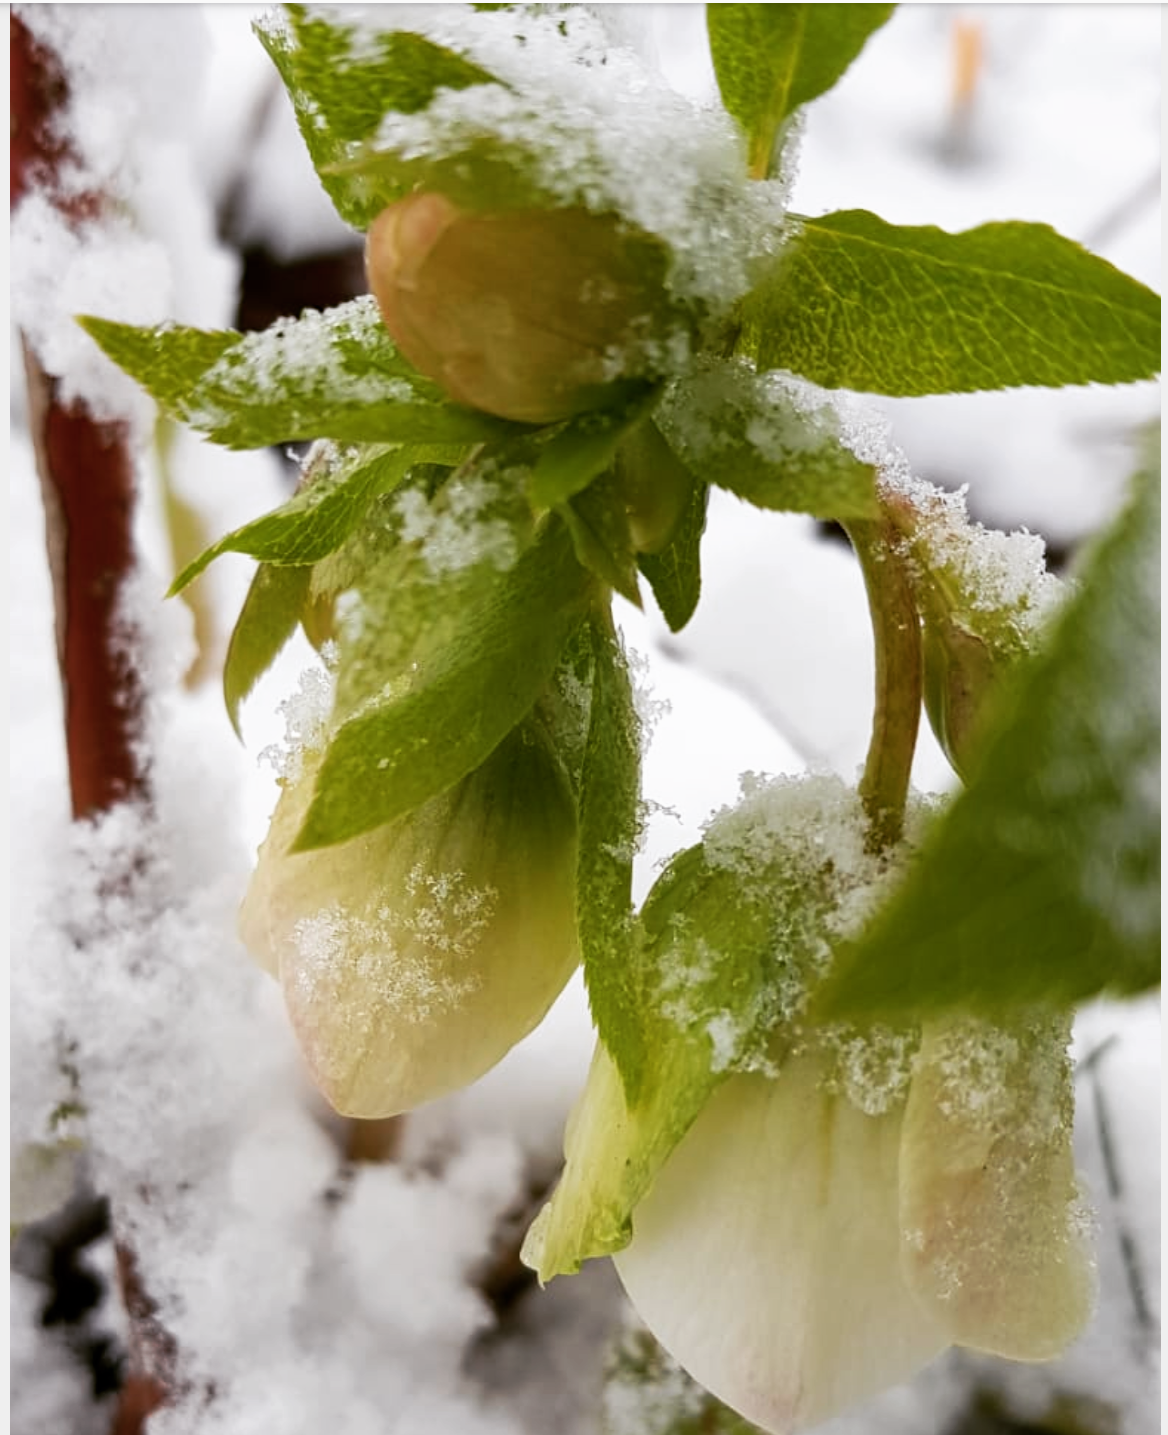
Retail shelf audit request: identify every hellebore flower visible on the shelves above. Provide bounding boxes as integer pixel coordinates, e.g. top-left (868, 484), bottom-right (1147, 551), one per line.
top-left (239, 721), bottom-right (579, 1117)
top-left (365, 194), bottom-right (691, 424)
top-left (607, 1013), bottom-right (1094, 1434)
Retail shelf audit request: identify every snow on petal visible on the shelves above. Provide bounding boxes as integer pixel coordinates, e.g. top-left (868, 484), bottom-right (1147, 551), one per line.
top-left (239, 724), bottom-right (579, 1117)
top-left (613, 1053), bottom-right (950, 1434)
top-left (899, 1013), bottom-right (1096, 1359)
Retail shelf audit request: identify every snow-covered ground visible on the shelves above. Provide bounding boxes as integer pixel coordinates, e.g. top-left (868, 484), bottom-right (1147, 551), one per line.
top-left (9, 6), bottom-right (1160, 1434)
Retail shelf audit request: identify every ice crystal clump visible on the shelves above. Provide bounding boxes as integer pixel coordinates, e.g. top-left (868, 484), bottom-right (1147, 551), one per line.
top-left (189, 298), bottom-right (411, 431)
top-left (656, 358), bottom-right (847, 472)
top-left (259, 648), bottom-right (337, 781)
top-left (393, 471), bottom-right (521, 576)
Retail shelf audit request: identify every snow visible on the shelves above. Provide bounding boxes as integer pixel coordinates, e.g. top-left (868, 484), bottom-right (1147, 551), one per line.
top-left (296, 3), bottom-right (790, 315)
top-left (9, 6), bottom-right (1159, 1435)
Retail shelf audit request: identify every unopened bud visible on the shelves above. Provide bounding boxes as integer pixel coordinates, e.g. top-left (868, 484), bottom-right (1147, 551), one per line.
top-left (366, 194), bottom-right (688, 424)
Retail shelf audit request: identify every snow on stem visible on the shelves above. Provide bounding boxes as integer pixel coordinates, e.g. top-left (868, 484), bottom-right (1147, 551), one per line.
top-left (11, 14), bottom-right (171, 1430)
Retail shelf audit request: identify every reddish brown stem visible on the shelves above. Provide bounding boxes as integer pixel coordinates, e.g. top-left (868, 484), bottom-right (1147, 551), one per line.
top-left (23, 346), bottom-right (150, 819)
top-left (13, 14), bottom-right (170, 1430)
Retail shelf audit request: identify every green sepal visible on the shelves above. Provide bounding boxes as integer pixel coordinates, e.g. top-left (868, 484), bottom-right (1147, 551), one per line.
top-left (255, 7), bottom-right (504, 229)
top-left (655, 361), bottom-right (878, 519)
top-left (294, 516), bottom-right (593, 850)
top-left (525, 831), bottom-right (838, 1279)
top-left (817, 427), bottom-right (1161, 1022)
top-left (708, 4), bottom-right (896, 179)
top-left (560, 477), bottom-right (643, 608)
top-left (575, 615), bottom-right (647, 1099)
top-left (80, 304), bottom-right (516, 450)
top-left (169, 444), bottom-right (464, 595)
top-left (528, 396), bottom-right (658, 512)
top-left (615, 419), bottom-right (708, 632)
top-left (223, 563), bottom-right (313, 738)
top-left (743, 210), bottom-right (1162, 395)
top-left (636, 477), bottom-right (708, 633)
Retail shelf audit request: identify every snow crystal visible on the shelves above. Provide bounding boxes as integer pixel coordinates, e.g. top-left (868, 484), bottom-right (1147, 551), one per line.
top-left (819, 1024), bottom-right (918, 1117)
top-left (837, 393), bottom-right (1064, 639)
top-left (657, 356), bottom-right (848, 476)
top-left (189, 297), bottom-right (412, 429)
top-left (260, 646), bottom-right (337, 779)
top-left (920, 1011), bottom-right (1073, 1147)
top-left (394, 472), bottom-right (522, 576)
top-left (624, 642), bottom-right (668, 744)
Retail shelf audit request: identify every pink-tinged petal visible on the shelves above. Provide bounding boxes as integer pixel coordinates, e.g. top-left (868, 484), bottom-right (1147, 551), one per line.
top-left (899, 1014), bottom-right (1096, 1359)
top-left (614, 1054), bottom-right (949, 1434)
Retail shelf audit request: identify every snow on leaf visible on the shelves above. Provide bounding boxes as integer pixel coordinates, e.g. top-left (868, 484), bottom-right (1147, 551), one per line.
top-left (169, 443), bottom-right (462, 594)
top-left (80, 301), bottom-right (515, 449)
top-left (654, 359), bottom-right (878, 520)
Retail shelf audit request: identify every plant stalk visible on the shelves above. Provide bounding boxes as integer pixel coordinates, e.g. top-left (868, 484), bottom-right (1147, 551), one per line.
top-left (843, 514), bottom-right (923, 854)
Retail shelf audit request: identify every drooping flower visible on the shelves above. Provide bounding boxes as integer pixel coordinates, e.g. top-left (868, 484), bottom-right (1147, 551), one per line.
top-left (365, 193), bottom-right (692, 424)
top-left (522, 774), bottom-right (1095, 1434)
top-left (601, 1012), bottom-right (1094, 1433)
top-left (239, 720), bottom-right (579, 1117)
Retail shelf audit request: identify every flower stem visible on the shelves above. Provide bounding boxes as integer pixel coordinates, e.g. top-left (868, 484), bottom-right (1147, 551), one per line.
top-left (843, 514), bottom-right (923, 854)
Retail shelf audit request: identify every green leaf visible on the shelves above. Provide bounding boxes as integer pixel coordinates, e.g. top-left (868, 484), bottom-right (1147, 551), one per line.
top-left (744, 210), bottom-right (1162, 395)
top-left (256, 8), bottom-right (503, 229)
top-left (223, 563), bottom-right (313, 738)
top-left (636, 475), bottom-right (708, 633)
top-left (654, 360), bottom-right (877, 519)
top-left (817, 427), bottom-right (1161, 1023)
top-left (612, 418), bottom-right (708, 631)
top-left (576, 617), bottom-right (646, 1098)
top-left (528, 397), bottom-right (656, 512)
top-left (560, 478), bottom-right (643, 608)
top-left (169, 444), bottom-right (460, 594)
top-left (81, 303), bottom-right (515, 450)
top-left (294, 517), bottom-right (592, 849)
top-left (708, 5), bottom-right (896, 179)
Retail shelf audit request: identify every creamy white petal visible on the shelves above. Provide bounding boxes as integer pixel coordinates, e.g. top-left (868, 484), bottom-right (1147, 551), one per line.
top-left (899, 1014), bottom-right (1096, 1359)
top-left (240, 727), bottom-right (578, 1116)
top-left (614, 1054), bottom-right (950, 1434)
